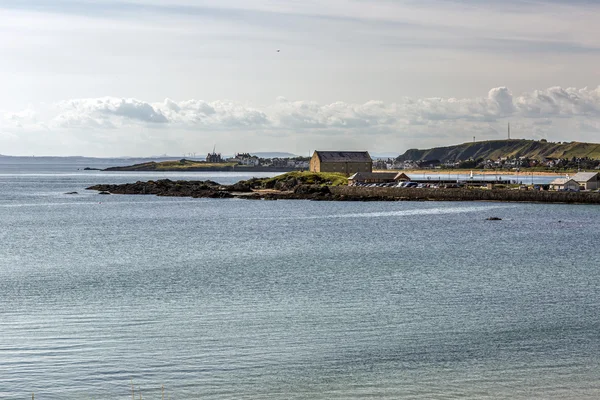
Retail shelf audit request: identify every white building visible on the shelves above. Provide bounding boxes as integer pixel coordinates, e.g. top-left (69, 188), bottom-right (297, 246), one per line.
top-left (571, 172), bottom-right (600, 190)
top-left (549, 178), bottom-right (580, 192)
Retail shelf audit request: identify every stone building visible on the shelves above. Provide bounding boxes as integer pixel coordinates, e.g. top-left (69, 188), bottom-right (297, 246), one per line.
top-left (310, 151), bottom-right (372, 175)
top-left (206, 151), bottom-right (223, 163)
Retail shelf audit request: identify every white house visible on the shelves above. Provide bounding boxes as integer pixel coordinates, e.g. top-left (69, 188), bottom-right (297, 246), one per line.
top-left (549, 178), bottom-right (580, 192)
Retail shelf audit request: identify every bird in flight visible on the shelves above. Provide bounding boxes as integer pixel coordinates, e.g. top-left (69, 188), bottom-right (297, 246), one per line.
top-left (276, 49), bottom-right (280, 53)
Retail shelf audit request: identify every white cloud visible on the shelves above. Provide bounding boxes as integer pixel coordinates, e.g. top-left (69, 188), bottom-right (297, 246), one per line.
top-left (2, 85), bottom-right (600, 156)
top-left (514, 86), bottom-right (600, 117)
top-left (53, 97), bottom-right (168, 128)
top-left (10, 86), bottom-right (600, 132)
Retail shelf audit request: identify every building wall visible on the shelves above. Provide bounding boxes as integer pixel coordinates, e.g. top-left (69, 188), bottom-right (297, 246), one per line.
top-left (584, 178), bottom-right (599, 190)
top-left (316, 162), bottom-right (372, 175)
top-left (310, 153), bottom-right (372, 175)
top-left (309, 154), bottom-right (321, 172)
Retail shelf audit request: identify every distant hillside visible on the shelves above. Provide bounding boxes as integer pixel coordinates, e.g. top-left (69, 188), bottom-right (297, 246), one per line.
top-left (396, 140), bottom-right (600, 162)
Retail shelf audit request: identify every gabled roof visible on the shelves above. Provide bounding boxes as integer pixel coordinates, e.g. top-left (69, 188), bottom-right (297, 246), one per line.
top-left (550, 178), bottom-right (578, 185)
top-left (314, 151), bottom-right (372, 163)
top-left (394, 172), bottom-right (411, 181)
top-left (348, 172), bottom-right (397, 180)
top-left (571, 172), bottom-right (599, 182)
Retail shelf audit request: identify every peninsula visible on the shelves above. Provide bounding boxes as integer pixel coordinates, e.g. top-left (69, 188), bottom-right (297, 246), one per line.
top-left (101, 153), bottom-right (310, 172)
top-left (102, 159), bottom-right (299, 172)
top-left (87, 171), bottom-right (600, 204)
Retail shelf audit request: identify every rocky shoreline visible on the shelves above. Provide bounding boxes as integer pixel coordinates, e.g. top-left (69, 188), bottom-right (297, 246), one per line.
top-left (86, 178), bottom-right (600, 204)
top-left (86, 180), bottom-right (377, 201)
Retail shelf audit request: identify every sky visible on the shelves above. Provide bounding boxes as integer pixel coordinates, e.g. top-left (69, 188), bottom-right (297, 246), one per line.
top-left (2, 0), bottom-right (600, 157)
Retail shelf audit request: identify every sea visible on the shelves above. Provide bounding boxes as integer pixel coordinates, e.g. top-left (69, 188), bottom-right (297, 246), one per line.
top-left (1, 157), bottom-right (599, 399)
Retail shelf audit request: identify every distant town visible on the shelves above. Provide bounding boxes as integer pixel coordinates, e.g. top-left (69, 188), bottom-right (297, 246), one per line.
top-left (205, 151), bottom-right (310, 170)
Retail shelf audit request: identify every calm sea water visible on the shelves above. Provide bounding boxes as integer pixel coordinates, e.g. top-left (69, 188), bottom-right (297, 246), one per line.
top-left (0, 159), bottom-right (599, 399)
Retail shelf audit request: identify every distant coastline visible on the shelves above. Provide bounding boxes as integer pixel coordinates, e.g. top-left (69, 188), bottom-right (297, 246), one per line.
top-left (103, 165), bottom-right (299, 172)
top-left (99, 159), bottom-right (304, 173)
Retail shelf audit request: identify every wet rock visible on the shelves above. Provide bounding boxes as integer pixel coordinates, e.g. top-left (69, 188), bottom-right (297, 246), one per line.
top-left (228, 182), bottom-right (253, 192)
top-left (486, 217), bottom-right (502, 221)
top-left (294, 184), bottom-right (331, 195)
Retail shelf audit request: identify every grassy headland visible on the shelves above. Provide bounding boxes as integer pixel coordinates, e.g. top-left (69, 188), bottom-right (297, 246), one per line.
top-left (397, 139), bottom-right (600, 162)
top-left (104, 159), bottom-right (239, 171)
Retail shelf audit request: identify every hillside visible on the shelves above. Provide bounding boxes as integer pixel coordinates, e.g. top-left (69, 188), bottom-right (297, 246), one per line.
top-left (104, 159), bottom-right (239, 171)
top-left (396, 140), bottom-right (600, 162)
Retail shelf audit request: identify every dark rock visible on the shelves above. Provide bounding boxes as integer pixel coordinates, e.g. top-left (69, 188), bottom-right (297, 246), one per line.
top-left (228, 182), bottom-right (253, 192)
top-left (294, 184), bottom-right (331, 195)
top-left (64, 191), bottom-right (79, 195)
top-left (242, 193), bottom-right (263, 200)
top-left (207, 191), bottom-right (234, 199)
top-left (486, 217), bottom-right (502, 221)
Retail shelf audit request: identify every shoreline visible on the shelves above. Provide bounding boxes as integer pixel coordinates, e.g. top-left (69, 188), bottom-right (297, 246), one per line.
top-left (382, 169), bottom-right (569, 177)
top-left (86, 178), bottom-right (600, 205)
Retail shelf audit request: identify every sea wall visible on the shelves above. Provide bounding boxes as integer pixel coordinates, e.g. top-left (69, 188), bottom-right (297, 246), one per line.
top-left (330, 186), bottom-right (600, 204)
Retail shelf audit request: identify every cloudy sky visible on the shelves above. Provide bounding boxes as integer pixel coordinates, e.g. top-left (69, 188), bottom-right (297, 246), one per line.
top-left (2, 0), bottom-right (600, 157)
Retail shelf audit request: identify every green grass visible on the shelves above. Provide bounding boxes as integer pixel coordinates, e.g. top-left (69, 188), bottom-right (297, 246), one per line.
top-left (153, 160), bottom-right (237, 170)
top-left (107, 159), bottom-right (237, 171)
top-left (261, 171), bottom-right (348, 187)
top-left (398, 139), bottom-right (600, 162)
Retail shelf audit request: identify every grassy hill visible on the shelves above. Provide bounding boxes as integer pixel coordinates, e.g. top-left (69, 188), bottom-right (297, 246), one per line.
top-left (397, 140), bottom-right (600, 162)
top-left (104, 159), bottom-right (241, 171)
top-left (239, 171), bottom-right (348, 190)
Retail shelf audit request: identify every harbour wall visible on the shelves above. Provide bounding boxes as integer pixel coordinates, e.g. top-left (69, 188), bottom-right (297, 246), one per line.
top-left (330, 186), bottom-right (600, 204)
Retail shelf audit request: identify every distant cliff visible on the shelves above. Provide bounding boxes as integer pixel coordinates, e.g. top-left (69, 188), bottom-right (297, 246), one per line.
top-left (396, 139), bottom-right (600, 162)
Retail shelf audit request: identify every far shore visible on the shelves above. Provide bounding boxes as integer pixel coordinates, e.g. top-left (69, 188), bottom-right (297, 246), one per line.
top-left (380, 169), bottom-right (570, 176)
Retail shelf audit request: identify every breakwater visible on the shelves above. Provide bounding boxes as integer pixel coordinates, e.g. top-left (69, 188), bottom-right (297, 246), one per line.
top-left (87, 179), bottom-right (600, 204)
top-left (331, 186), bottom-right (600, 204)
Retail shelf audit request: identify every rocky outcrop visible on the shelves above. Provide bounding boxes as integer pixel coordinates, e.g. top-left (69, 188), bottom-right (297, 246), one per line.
top-left (87, 179), bottom-right (233, 199)
top-left (86, 179), bottom-right (600, 204)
